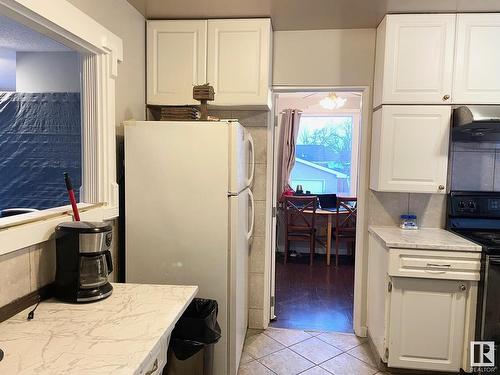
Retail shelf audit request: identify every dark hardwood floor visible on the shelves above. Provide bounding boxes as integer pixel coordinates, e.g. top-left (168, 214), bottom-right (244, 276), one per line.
top-left (271, 253), bottom-right (355, 333)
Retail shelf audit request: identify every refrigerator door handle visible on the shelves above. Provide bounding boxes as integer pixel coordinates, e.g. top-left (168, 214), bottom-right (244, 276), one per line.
top-left (246, 133), bottom-right (255, 187)
top-left (247, 189), bottom-right (255, 240)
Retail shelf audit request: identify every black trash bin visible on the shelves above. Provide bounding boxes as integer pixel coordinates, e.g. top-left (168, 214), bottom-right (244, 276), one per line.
top-left (165, 298), bottom-right (221, 375)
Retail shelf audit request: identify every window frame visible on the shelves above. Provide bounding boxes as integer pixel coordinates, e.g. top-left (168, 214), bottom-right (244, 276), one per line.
top-left (294, 111), bottom-right (361, 196)
top-left (0, 0), bottom-right (122, 256)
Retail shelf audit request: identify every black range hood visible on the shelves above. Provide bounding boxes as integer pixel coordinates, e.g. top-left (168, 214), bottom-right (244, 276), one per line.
top-left (452, 105), bottom-right (500, 142)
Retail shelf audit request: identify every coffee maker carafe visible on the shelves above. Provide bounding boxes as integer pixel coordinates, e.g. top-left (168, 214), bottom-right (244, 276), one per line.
top-left (55, 221), bottom-right (113, 303)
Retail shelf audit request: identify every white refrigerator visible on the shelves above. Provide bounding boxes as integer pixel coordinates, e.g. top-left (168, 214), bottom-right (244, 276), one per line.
top-left (124, 120), bottom-right (255, 375)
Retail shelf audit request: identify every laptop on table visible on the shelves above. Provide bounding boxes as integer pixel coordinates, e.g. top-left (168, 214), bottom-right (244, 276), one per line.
top-left (317, 194), bottom-right (337, 211)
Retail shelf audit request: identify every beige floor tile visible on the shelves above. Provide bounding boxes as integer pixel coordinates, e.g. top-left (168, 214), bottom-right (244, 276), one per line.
top-left (347, 342), bottom-right (380, 368)
top-left (240, 351), bottom-right (254, 365)
top-left (263, 327), bottom-right (312, 346)
top-left (300, 366), bottom-right (333, 375)
top-left (320, 353), bottom-right (378, 375)
top-left (305, 330), bottom-right (324, 337)
top-left (317, 331), bottom-right (367, 351)
top-left (238, 360), bottom-right (275, 375)
top-left (260, 348), bottom-right (314, 375)
top-left (244, 332), bottom-right (285, 359)
top-left (289, 337), bottom-right (342, 365)
top-left (246, 328), bottom-right (264, 338)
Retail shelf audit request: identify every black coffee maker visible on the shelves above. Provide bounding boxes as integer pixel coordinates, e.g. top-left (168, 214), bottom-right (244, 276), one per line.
top-left (55, 221), bottom-right (113, 303)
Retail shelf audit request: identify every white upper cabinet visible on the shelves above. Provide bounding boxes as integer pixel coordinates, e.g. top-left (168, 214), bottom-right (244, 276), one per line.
top-left (453, 14), bottom-right (500, 104)
top-left (374, 14), bottom-right (456, 107)
top-left (207, 19), bottom-right (272, 108)
top-left (370, 105), bottom-right (451, 193)
top-left (147, 21), bottom-right (207, 105)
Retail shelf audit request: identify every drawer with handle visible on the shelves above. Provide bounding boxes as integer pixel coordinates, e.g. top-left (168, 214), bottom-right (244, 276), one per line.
top-left (388, 248), bottom-right (481, 281)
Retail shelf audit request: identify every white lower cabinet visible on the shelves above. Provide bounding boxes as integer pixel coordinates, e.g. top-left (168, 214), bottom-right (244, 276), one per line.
top-left (387, 277), bottom-right (467, 372)
top-left (368, 233), bottom-right (479, 373)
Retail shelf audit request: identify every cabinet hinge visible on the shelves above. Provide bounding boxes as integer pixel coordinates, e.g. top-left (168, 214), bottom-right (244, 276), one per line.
top-left (385, 347), bottom-right (389, 359)
top-left (272, 207), bottom-right (277, 217)
top-left (388, 281), bottom-right (392, 293)
top-left (270, 296), bottom-right (275, 307)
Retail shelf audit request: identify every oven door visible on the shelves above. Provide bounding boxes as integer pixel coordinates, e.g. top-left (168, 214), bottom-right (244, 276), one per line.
top-left (481, 255), bottom-right (500, 342)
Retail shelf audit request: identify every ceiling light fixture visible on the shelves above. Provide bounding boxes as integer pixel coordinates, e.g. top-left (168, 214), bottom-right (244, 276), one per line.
top-left (320, 93), bottom-right (347, 110)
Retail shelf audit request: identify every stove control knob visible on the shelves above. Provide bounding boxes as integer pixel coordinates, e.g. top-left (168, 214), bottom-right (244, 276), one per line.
top-left (458, 201), bottom-right (466, 209)
top-left (468, 201), bottom-right (476, 210)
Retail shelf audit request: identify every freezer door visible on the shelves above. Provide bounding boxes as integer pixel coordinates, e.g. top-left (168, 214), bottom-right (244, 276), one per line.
top-left (228, 188), bottom-right (254, 375)
top-left (229, 122), bottom-right (255, 193)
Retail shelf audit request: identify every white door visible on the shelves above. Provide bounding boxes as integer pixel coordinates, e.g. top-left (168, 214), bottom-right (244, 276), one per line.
top-left (370, 105), bottom-right (451, 193)
top-left (229, 188), bottom-right (254, 375)
top-left (147, 20), bottom-right (207, 105)
top-left (388, 277), bottom-right (468, 372)
top-left (229, 123), bottom-right (255, 193)
top-left (453, 14), bottom-right (500, 104)
top-left (375, 14), bottom-right (455, 106)
top-left (207, 19), bottom-right (271, 107)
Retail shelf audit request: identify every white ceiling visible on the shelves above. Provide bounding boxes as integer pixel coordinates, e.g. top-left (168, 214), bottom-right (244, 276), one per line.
top-left (0, 15), bottom-right (70, 51)
top-left (276, 92), bottom-right (362, 114)
top-left (127, 0), bottom-right (500, 30)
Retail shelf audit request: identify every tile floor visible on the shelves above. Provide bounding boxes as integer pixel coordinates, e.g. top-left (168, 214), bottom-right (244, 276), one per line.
top-left (239, 327), bottom-right (386, 375)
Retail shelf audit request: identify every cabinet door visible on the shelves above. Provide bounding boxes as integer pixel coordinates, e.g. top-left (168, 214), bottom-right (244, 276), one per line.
top-left (453, 14), bottom-right (500, 104)
top-left (147, 20), bottom-right (207, 105)
top-left (388, 278), bottom-right (467, 372)
top-left (370, 105), bottom-right (450, 193)
top-left (207, 19), bottom-right (271, 108)
top-left (375, 14), bottom-right (455, 106)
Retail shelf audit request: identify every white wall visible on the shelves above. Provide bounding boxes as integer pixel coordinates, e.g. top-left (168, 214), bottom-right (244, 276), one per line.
top-left (16, 52), bottom-right (80, 92)
top-left (273, 29), bottom-right (376, 87)
top-left (0, 48), bottom-right (16, 91)
top-left (67, 0), bottom-right (146, 130)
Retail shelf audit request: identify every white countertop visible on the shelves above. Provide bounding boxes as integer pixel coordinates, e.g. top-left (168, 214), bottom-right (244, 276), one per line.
top-left (0, 283), bottom-right (198, 375)
top-left (368, 226), bottom-right (482, 252)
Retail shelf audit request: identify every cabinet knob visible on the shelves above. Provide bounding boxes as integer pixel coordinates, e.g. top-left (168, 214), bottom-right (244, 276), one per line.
top-left (438, 185), bottom-right (445, 190)
top-left (443, 94), bottom-right (450, 101)
top-left (460, 284), bottom-right (466, 291)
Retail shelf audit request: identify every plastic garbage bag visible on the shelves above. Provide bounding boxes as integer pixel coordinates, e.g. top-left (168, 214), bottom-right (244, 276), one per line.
top-left (170, 298), bottom-right (222, 361)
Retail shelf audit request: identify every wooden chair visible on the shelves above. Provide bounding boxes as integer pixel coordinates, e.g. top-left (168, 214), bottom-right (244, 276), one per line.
top-left (284, 196), bottom-right (318, 266)
top-left (333, 197), bottom-right (357, 267)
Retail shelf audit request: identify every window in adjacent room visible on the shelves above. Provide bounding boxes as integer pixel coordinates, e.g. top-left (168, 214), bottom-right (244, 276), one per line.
top-left (0, 15), bottom-right (82, 217)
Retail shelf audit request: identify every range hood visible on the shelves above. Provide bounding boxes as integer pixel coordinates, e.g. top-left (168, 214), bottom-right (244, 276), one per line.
top-left (452, 105), bottom-right (500, 142)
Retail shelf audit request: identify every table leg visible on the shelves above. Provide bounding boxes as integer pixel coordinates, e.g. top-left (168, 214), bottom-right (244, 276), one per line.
top-left (326, 215), bottom-right (332, 266)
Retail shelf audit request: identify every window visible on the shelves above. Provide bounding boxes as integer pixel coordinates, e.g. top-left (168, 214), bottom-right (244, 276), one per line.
top-left (0, 15), bottom-right (82, 216)
top-left (0, 0), bottom-right (122, 256)
top-left (290, 115), bottom-right (358, 195)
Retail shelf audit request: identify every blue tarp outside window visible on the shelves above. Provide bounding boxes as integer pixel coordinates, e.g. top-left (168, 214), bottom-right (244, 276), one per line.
top-left (0, 92), bottom-right (81, 212)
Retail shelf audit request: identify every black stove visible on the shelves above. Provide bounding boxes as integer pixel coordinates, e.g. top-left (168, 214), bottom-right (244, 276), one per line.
top-left (448, 191), bottom-right (500, 253)
top-left (447, 191), bottom-right (500, 352)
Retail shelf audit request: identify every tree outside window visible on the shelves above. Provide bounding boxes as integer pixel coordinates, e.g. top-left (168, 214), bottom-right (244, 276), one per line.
top-left (290, 116), bottom-right (354, 195)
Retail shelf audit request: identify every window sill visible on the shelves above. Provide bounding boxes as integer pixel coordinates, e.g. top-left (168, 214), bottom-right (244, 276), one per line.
top-left (0, 203), bottom-right (119, 256)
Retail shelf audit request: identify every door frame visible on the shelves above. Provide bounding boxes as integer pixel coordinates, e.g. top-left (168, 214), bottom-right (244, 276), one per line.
top-left (266, 85), bottom-right (372, 336)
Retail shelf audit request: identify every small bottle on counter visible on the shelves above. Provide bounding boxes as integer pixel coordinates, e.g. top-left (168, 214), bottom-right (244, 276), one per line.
top-left (400, 214), bottom-right (418, 230)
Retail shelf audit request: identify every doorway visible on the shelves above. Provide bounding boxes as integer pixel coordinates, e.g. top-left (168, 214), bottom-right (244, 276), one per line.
top-left (269, 89), bottom-right (363, 333)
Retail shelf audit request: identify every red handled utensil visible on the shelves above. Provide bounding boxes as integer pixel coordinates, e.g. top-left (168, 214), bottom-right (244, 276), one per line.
top-left (64, 172), bottom-right (80, 221)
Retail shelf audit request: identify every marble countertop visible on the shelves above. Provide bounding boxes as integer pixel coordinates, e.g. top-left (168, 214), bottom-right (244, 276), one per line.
top-left (369, 226), bottom-right (482, 252)
top-left (0, 283), bottom-right (198, 374)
